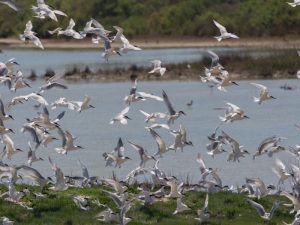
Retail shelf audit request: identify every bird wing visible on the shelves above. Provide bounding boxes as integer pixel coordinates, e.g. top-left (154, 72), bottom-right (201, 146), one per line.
top-left (151, 60), bottom-right (161, 68)
top-left (56, 126), bottom-right (66, 148)
top-left (128, 141), bottom-right (144, 160)
top-left (137, 92), bottom-right (163, 101)
top-left (196, 153), bottom-right (207, 174)
top-left (250, 82), bottom-right (267, 91)
top-left (149, 128), bottom-right (166, 152)
top-left (119, 106), bottom-right (130, 116)
top-left (67, 18), bottom-right (76, 30)
top-left (32, 35), bottom-right (44, 49)
top-left (213, 20), bottom-right (227, 34)
top-left (162, 90), bottom-right (176, 115)
top-left (0, 98), bottom-right (6, 116)
top-left (247, 199), bottom-right (265, 216)
top-left (25, 20), bottom-right (33, 32)
top-left (139, 110), bottom-right (150, 118)
top-left (115, 138), bottom-right (125, 157)
top-left (0, 0), bottom-right (20, 11)
top-left (207, 50), bottom-right (220, 68)
top-left (112, 26), bottom-right (124, 41)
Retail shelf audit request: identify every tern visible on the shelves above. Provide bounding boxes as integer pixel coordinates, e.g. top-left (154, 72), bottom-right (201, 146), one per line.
top-left (162, 90), bottom-right (185, 124)
top-left (11, 71), bottom-right (31, 92)
top-left (165, 177), bottom-right (183, 198)
top-left (247, 199), bottom-right (280, 220)
top-left (69, 95), bottom-right (94, 112)
top-left (27, 142), bottom-right (43, 166)
top-left (55, 127), bottom-right (83, 154)
top-left (51, 19), bottom-right (83, 39)
top-left (213, 20), bottom-right (239, 42)
top-left (32, 0), bottom-right (67, 21)
top-left (0, 58), bottom-right (19, 77)
top-left (39, 81), bottom-right (68, 93)
top-left (128, 141), bottom-right (156, 167)
top-left (19, 165), bottom-right (49, 188)
top-left (20, 21), bottom-right (44, 49)
top-left (149, 128), bottom-right (168, 157)
top-left (253, 136), bottom-right (285, 159)
top-left (149, 60), bottom-right (166, 76)
top-left (215, 102), bottom-right (249, 122)
top-left (110, 106), bottom-right (131, 125)
top-left (139, 110), bottom-right (167, 123)
top-left (102, 178), bottom-right (128, 195)
top-left (0, 216), bottom-right (14, 225)
top-left (0, 0), bottom-right (20, 11)
top-left (0, 119), bottom-right (14, 135)
top-left (173, 197), bottom-right (190, 215)
top-left (251, 82), bottom-right (276, 104)
top-left (2, 134), bottom-right (22, 160)
top-left (31, 106), bottom-right (65, 130)
top-left (48, 157), bottom-right (68, 191)
top-left (194, 193), bottom-right (210, 223)
top-left (0, 98), bottom-right (14, 121)
top-left (272, 158), bottom-right (293, 187)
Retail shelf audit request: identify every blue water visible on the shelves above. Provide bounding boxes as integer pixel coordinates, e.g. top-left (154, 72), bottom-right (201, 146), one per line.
top-left (2, 79), bottom-right (300, 186)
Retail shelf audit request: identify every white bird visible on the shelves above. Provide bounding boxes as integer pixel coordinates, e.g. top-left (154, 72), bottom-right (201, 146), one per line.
top-left (149, 128), bottom-right (168, 157)
top-left (2, 134), bottom-right (22, 160)
top-left (287, 0), bottom-right (300, 7)
top-left (162, 90), bottom-right (185, 125)
top-left (253, 136), bottom-right (285, 159)
top-left (0, 216), bottom-right (14, 225)
top-left (128, 141), bottom-right (156, 167)
top-left (39, 81), bottom-right (68, 93)
top-left (149, 60), bottom-right (166, 76)
top-left (251, 82), bottom-right (276, 104)
top-left (173, 197), bottom-right (190, 215)
top-left (140, 110), bottom-right (167, 123)
top-left (215, 102), bottom-right (249, 123)
top-left (11, 71), bottom-right (31, 92)
top-left (145, 123), bottom-right (170, 130)
top-left (272, 158), bottom-right (292, 187)
top-left (20, 21), bottom-right (44, 49)
top-left (48, 157), bottom-right (68, 191)
top-left (32, 0), bottom-right (67, 21)
top-left (110, 106), bottom-right (131, 125)
top-left (55, 127), bottom-right (83, 154)
top-left (119, 34), bottom-right (142, 53)
top-left (53, 19), bottom-right (83, 39)
top-left (247, 199), bottom-right (280, 220)
top-left (213, 20), bottom-right (239, 42)
top-left (0, 0), bottom-right (20, 11)
top-left (51, 97), bottom-right (77, 110)
top-left (102, 178), bottom-right (128, 195)
top-left (194, 193), bottom-right (210, 223)
top-left (70, 95), bottom-right (94, 112)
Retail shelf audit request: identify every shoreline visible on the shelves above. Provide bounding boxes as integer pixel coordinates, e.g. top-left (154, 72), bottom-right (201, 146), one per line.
top-left (0, 36), bottom-right (300, 49)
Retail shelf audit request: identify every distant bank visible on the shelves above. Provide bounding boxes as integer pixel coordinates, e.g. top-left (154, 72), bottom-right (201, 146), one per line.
top-left (0, 36), bottom-right (300, 49)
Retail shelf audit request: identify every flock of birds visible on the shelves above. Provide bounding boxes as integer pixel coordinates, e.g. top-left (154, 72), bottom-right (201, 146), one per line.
top-left (0, 0), bottom-right (299, 225)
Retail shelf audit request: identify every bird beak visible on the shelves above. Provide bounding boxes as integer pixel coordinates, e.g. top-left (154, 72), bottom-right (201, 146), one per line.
top-left (244, 115), bottom-right (250, 119)
top-left (10, 129), bottom-right (15, 134)
top-left (271, 96), bottom-right (276, 99)
top-left (116, 51), bottom-right (121, 56)
top-left (9, 115), bottom-right (14, 120)
top-left (89, 105), bottom-right (95, 108)
top-left (232, 81), bottom-right (239, 86)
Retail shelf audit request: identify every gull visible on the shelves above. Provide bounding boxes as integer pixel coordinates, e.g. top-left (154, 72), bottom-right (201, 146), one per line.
top-left (173, 197), bottom-right (190, 215)
top-left (18, 165), bottom-right (49, 188)
top-left (27, 142), bottom-right (43, 166)
top-left (251, 82), bottom-right (276, 104)
top-left (0, 98), bottom-right (14, 120)
top-left (0, 0), bottom-right (20, 11)
top-left (139, 110), bottom-right (167, 123)
top-left (53, 19), bottom-right (83, 39)
top-left (149, 60), bottom-right (166, 76)
top-left (272, 158), bottom-right (293, 187)
top-left (0, 216), bottom-right (14, 225)
top-left (253, 136), bottom-right (285, 159)
top-left (194, 193), bottom-right (210, 223)
top-left (247, 199), bottom-right (280, 220)
top-left (39, 81), bottom-right (68, 93)
top-left (102, 178), bottom-right (128, 195)
top-left (48, 157), bottom-right (68, 191)
top-left (149, 128), bottom-right (168, 157)
top-left (32, 0), bottom-right (67, 21)
top-left (69, 95), bottom-right (95, 112)
top-left (2, 134), bottom-right (22, 160)
top-left (162, 90), bottom-right (185, 124)
top-left (287, 0), bottom-right (300, 7)
top-left (55, 127), bottom-right (83, 154)
top-left (20, 21), bottom-right (44, 49)
top-left (110, 106), bottom-right (131, 125)
top-left (128, 141), bottom-right (156, 167)
top-left (213, 20), bottom-right (239, 42)
top-left (215, 102), bottom-right (249, 122)
top-left (222, 131), bottom-right (250, 162)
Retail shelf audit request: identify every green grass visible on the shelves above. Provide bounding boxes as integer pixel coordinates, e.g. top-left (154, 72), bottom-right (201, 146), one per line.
top-left (0, 184), bottom-right (296, 225)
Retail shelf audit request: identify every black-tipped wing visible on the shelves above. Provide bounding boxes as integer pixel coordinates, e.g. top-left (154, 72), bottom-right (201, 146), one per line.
top-left (162, 90), bottom-right (176, 115)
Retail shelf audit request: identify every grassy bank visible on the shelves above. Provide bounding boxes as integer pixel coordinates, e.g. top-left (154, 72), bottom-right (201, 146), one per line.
top-left (0, 183), bottom-right (294, 225)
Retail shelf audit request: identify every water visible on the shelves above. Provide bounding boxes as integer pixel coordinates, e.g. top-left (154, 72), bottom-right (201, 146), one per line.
top-left (3, 79), bottom-right (300, 186)
top-left (0, 47), bottom-right (282, 76)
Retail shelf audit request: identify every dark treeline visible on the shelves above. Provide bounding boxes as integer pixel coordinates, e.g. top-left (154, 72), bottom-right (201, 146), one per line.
top-left (1, 0), bottom-right (300, 38)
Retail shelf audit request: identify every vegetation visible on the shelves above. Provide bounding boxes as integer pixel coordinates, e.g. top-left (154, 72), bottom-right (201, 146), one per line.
top-left (1, 0), bottom-right (300, 38)
top-left (0, 183), bottom-right (295, 225)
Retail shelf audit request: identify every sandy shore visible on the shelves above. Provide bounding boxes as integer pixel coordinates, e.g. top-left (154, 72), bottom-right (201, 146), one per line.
top-left (0, 36), bottom-right (300, 49)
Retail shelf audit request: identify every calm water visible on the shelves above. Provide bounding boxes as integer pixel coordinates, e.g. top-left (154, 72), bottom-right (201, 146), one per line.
top-left (0, 47), bottom-right (278, 76)
top-left (3, 79), bottom-right (300, 186)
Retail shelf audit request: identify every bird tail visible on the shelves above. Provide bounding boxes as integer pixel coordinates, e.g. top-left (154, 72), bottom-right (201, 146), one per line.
top-left (214, 36), bottom-right (222, 42)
